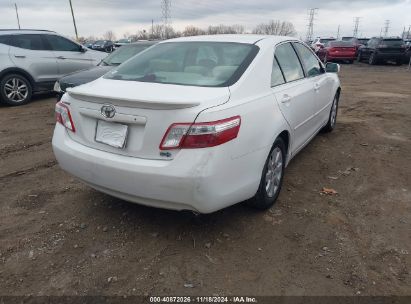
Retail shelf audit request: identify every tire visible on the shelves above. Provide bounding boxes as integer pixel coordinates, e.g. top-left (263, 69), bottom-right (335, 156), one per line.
top-left (369, 52), bottom-right (377, 65)
top-left (0, 73), bottom-right (32, 106)
top-left (395, 60), bottom-right (402, 66)
top-left (322, 92), bottom-right (340, 133)
top-left (357, 52), bottom-right (362, 62)
top-left (247, 137), bottom-right (286, 210)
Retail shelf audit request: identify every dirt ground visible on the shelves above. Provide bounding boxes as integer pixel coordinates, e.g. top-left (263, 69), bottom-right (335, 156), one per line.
top-left (0, 63), bottom-right (410, 297)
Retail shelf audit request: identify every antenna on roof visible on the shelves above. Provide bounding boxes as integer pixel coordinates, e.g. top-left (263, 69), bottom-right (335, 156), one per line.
top-left (68, 0), bottom-right (79, 41)
top-left (14, 3), bottom-right (21, 29)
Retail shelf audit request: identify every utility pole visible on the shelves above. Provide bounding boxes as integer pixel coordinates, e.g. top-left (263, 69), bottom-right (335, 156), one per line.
top-left (151, 19), bottom-right (154, 37)
top-left (68, 0), bottom-right (79, 41)
top-left (161, 0), bottom-right (172, 39)
top-left (353, 17), bottom-right (361, 38)
top-left (306, 8), bottom-right (318, 42)
top-left (14, 3), bottom-right (21, 29)
top-left (337, 25), bottom-right (340, 39)
top-left (383, 20), bottom-right (390, 38)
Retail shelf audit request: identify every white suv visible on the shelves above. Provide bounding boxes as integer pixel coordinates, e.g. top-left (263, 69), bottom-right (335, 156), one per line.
top-left (0, 29), bottom-right (107, 106)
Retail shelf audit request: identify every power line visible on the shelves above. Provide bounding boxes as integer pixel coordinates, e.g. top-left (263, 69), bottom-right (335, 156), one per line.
top-left (68, 0), bottom-right (79, 41)
top-left (306, 8), bottom-right (318, 42)
top-left (14, 3), bottom-right (21, 29)
top-left (353, 17), bottom-right (361, 38)
top-left (161, 0), bottom-right (172, 39)
top-left (383, 20), bottom-right (390, 38)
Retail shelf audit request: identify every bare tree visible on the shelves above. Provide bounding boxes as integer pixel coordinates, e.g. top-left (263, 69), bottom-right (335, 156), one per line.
top-left (103, 30), bottom-right (116, 41)
top-left (252, 20), bottom-right (297, 36)
top-left (207, 24), bottom-right (245, 35)
top-left (150, 24), bottom-right (164, 40)
top-left (183, 25), bottom-right (205, 37)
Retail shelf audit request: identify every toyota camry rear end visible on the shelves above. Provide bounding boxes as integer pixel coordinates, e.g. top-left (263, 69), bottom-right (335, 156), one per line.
top-left (52, 36), bottom-right (264, 213)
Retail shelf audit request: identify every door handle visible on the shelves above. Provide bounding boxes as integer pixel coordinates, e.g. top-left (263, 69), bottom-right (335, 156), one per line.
top-left (57, 56), bottom-right (66, 60)
top-left (14, 55), bottom-right (26, 58)
top-left (314, 83), bottom-right (320, 92)
top-left (281, 94), bottom-right (292, 103)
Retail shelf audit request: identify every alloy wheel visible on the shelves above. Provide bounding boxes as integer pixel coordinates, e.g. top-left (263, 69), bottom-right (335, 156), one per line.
top-left (4, 77), bottom-right (28, 103)
top-left (265, 147), bottom-right (283, 198)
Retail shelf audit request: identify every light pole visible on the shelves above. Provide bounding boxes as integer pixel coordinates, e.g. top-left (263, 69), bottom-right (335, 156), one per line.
top-left (69, 0), bottom-right (79, 41)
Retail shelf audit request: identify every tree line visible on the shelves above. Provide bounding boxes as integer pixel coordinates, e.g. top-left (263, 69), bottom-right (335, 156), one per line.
top-left (77, 20), bottom-right (297, 43)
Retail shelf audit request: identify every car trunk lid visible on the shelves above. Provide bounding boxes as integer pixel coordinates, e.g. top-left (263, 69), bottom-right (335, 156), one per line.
top-left (64, 77), bottom-right (230, 160)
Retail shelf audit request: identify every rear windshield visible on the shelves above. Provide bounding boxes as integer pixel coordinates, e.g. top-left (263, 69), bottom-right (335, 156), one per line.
top-left (101, 44), bottom-right (154, 66)
top-left (104, 42), bottom-right (259, 87)
top-left (327, 41), bottom-right (355, 47)
top-left (381, 39), bottom-right (404, 47)
top-left (320, 39), bottom-right (336, 44)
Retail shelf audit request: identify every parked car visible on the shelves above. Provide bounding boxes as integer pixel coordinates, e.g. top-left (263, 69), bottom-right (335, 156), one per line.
top-left (0, 29), bottom-right (107, 106)
top-left (341, 37), bottom-right (365, 55)
top-left (357, 38), bottom-right (370, 46)
top-left (52, 35), bottom-right (341, 214)
top-left (317, 40), bottom-right (357, 63)
top-left (114, 38), bottom-right (132, 48)
top-left (54, 41), bottom-right (158, 100)
top-left (84, 41), bottom-right (94, 48)
top-left (357, 37), bottom-right (406, 65)
top-left (311, 37), bottom-right (337, 53)
top-left (92, 40), bottom-right (114, 52)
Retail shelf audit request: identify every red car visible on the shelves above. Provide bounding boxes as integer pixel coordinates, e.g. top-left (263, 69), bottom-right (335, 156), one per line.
top-left (317, 41), bottom-right (357, 63)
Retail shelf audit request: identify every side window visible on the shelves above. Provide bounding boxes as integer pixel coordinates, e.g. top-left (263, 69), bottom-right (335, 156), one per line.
top-left (271, 56), bottom-right (285, 87)
top-left (293, 43), bottom-right (323, 77)
top-left (0, 35), bottom-right (12, 46)
top-left (9, 34), bottom-right (48, 50)
top-left (45, 35), bottom-right (80, 52)
top-left (275, 43), bottom-right (305, 82)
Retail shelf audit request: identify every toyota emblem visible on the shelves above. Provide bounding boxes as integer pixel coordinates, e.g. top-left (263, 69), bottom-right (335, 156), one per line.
top-left (101, 104), bottom-right (116, 119)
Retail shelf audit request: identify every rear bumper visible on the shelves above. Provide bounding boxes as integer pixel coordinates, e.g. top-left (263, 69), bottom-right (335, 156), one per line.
top-left (328, 55), bottom-right (356, 60)
top-left (52, 124), bottom-right (264, 213)
top-left (375, 53), bottom-right (405, 60)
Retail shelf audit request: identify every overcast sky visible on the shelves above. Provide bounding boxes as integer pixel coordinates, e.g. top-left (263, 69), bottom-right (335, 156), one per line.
top-left (1, 0), bottom-right (410, 39)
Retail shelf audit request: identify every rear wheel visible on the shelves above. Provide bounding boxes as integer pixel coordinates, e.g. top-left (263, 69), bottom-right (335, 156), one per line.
top-left (248, 137), bottom-right (286, 210)
top-left (0, 74), bottom-right (32, 106)
top-left (322, 92), bottom-right (340, 133)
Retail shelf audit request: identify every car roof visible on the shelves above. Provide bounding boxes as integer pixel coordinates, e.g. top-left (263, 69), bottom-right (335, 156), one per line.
top-left (161, 34), bottom-right (296, 45)
top-left (0, 29), bottom-right (56, 35)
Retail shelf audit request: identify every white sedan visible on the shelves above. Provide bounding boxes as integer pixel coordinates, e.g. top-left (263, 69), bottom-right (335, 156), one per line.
top-left (52, 35), bottom-right (341, 213)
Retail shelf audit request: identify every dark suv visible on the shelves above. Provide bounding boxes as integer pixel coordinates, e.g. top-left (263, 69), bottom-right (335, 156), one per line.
top-left (357, 37), bottom-right (406, 65)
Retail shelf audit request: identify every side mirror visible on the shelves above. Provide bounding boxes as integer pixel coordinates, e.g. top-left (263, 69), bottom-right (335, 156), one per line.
top-left (326, 62), bottom-right (340, 73)
top-left (80, 46), bottom-right (87, 53)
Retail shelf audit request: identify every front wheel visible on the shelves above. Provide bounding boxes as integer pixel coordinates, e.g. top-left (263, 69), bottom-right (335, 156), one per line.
top-left (322, 92), bottom-right (340, 133)
top-left (0, 74), bottom-right (32, 106)
top-left (369, 53), bottom-right (377, 65)
top-left (248, 138), bottom-right (286, 210)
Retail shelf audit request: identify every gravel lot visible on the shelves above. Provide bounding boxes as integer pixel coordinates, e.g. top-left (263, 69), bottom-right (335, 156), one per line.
top-left (0, 63), bottom-right (410, 296)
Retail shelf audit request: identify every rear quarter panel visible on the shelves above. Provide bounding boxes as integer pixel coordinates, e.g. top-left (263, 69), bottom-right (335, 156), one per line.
top-left (0, 44), bottom-right (12, 71)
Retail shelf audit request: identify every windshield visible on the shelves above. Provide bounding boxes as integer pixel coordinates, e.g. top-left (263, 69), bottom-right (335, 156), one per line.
top-left (94, 40), bottom-right (106, 45)
top-left (104, 42), bottom-right (259, 87)
top-left (100, 44), bottom-right (154, 66)
top-left (320, 39), bottom-right (336, 44)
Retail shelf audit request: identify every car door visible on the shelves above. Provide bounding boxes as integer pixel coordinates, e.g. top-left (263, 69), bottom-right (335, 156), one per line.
top-left (8, 34), bottom-right (59, 84)
top-left (44, 34), bottom-right (94, 76)
top-left (293, 42), bottom-right (333, 129)
top-left (271, 42), bottom-right (317, 153)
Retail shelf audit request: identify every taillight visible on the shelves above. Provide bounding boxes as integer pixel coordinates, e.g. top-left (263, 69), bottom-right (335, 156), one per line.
top-left (55, 102), bottom-right (75, 132)
top-left (160, 116), bottom-right (241, 150)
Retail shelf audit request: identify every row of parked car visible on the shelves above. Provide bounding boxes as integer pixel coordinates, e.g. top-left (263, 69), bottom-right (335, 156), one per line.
top-left (310, 36), bottom-right (411, 65)
top-left (0, 29), bottom-right (157, 106)
top-left (83, 38), bottom-right (133, 53)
